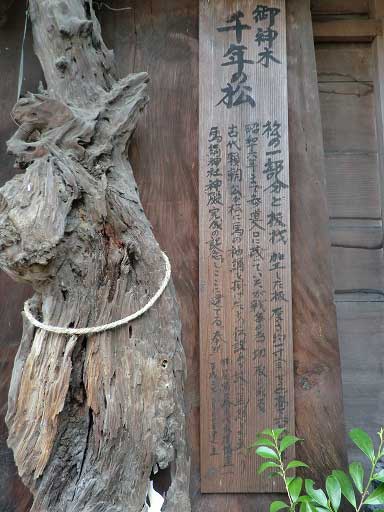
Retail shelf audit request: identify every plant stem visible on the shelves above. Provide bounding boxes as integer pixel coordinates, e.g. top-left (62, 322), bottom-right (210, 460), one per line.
top-left (273, 433), bottom-right (295, 512)
top-left (356, 432), bottom-right (384, 512)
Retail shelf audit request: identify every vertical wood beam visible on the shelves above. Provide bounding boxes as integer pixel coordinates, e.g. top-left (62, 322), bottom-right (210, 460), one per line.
top-left (287, 0), bottom-right (349, 484)
top-left (370, 0), bottom-right (384, 18)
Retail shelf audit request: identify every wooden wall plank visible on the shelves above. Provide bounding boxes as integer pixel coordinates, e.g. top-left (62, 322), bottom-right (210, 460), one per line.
top-left (325, 152), bottom-right (381, 218)
top-left (311, 0), bottom-right (369, 15)
top-left (334, 287), bottom-right (384, 303)
top-left (330, 219), bottom-right (383, 248)
top-left (335, 291), bottom-right (384, 301)
top-left (316, 43), bottom-right (373, 82)
top-left (336, 302), bottom-right (384, 467)
top-left (332, 247), bottom-right (384, 291)
top-left (319, 82), bottom-right (377, 153)
top-left (313, 19), bottom-right (381, 42)
top-left (288, 0), bottom-right (348, 487)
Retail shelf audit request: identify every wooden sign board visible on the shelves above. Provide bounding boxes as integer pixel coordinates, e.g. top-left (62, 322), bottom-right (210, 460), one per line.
top-left (199, 0), bottom-right (294, 493)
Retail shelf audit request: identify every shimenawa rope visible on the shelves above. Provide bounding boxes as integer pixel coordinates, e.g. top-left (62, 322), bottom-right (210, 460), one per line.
top-left (24, 251), bottom-right (171, 336)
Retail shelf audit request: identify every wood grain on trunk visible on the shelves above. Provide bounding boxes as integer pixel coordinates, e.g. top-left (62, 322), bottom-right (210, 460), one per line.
top-left (1, 1), bottom-right (191, 511)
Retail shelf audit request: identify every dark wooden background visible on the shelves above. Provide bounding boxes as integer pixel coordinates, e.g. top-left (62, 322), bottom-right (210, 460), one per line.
top-left (0, 1), bottom-right (349, 511)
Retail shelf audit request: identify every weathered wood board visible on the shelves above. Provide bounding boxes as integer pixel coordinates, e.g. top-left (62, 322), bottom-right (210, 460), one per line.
top-left (332, 247), bottom-right (384, 291)
top-left (199, 0), bottom-right (294, 493)
top-left (312, 19), bottom-right (381, 43)
top-left (319, 82), bottom-right (377, 153)
top-left (311, 0), bottom-right (369, 15)
top-left (325, 153), bottom-right (380, 219)
top-left (337, 302), bottom-right (384, 470)
top-left (316, 43), bottom-right (373, 82)
top-left (330, 219), bottom-right (383, 248)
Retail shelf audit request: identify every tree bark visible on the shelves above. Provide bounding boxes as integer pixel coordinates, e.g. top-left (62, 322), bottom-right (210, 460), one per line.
top-left (1, 1), bottom-right (191, 511)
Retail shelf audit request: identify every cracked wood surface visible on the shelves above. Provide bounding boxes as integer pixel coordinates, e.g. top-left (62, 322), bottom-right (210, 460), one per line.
top-left (1, 1), bottom-right (190, 511)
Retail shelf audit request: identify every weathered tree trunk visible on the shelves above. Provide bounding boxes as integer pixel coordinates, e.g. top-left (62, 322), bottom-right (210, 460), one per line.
top-left (1, 1), bottom-right (190, 511)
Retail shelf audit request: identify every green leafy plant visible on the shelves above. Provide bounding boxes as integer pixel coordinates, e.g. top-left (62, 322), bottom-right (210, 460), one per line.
top-left (252, 426), bottom-right (384, 512)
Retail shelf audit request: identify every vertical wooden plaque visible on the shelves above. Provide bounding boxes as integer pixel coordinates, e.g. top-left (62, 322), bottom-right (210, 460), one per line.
top-left (199, 0), bottom-right (294, 493)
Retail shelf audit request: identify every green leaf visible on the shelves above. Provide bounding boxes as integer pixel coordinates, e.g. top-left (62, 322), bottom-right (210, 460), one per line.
top-left (287, 460), bottom-right (309, 470)
top-left (300, 503), bottom-right (317, 512)
top-left (364, 483), bottom-right (384, 505)
top-left (332, 469), bottom-right (357, 507)
top-left (289, 477), bottom-right (303, 503)
top-left (268, 472), bottom-right (282, 479)
top-left (261, 428), bottom-right (274, 437)
top-left (258, 461), bottom-right (280, 474)
top-left (286, 476), bottom-right (295, 487)
top-left (256, 446), bottom-right (279, 460)
top-left (349, 461), bottom-right (364, 493)
top-left (251, 438), bottom-right (276, 448)
top-left (349, 428), bottom-right (375, 461)
top-left (326, 475), bottom-right (341, 511)
top-left (297, 496), bottom-right (312, 503)
top-left (374, 470), bottom-right (384, 482)
top-left (270, 501), bottom-right (289, 512)
top-left (280, 435), bottom-right (302, 453)
top-left (272, 428), bottom-right (286, 439)
top-left (305, 479), bottom-right (328, 507)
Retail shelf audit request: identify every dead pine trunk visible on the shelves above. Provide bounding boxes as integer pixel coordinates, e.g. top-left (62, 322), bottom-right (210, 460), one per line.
top-left (1, 1), bottom-right (191, 511)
